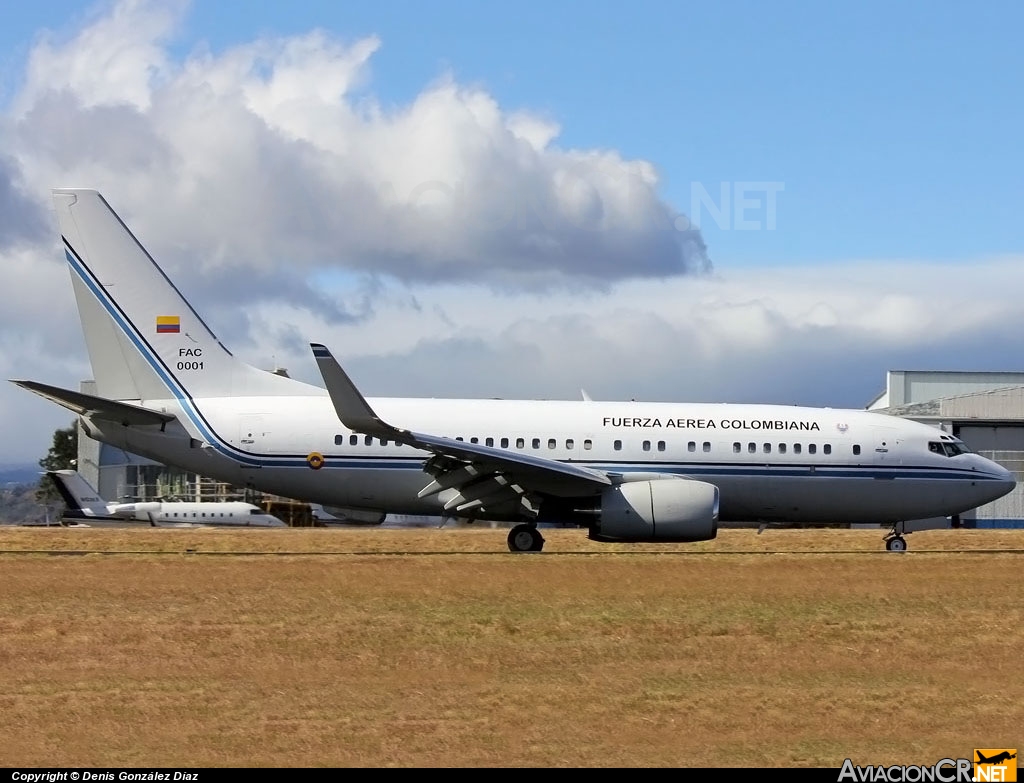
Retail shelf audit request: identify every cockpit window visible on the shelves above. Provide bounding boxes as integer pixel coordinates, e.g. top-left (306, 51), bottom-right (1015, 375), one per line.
top-left (929, 440), bottom-right (971, 457)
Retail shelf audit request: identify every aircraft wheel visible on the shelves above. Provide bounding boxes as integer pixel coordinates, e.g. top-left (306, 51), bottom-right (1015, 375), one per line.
top-left (885, 536), bottom-right (908, 552)
top-left (508, 524), bottom-right (544, 553)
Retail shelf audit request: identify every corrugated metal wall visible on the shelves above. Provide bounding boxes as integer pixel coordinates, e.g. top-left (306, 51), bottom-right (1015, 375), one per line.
top-left (888, 370), bottom-right (1024, 408)
top-left (967, 450), bottom-right (1024, 528)
top-left (957, 425), bottom-right (1024, 528)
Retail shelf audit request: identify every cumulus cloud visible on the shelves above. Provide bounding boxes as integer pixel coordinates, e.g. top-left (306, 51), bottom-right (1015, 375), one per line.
top-left (8, 0), bottom-right (709, 289)
top-left (0, 156), bottom-right (49, 248)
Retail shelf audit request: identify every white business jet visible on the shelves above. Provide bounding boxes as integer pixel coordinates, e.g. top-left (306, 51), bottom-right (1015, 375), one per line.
top-left (47, 469), bottom-right (286, 527)
top-left (11, 190), bottom-right (1016, 552)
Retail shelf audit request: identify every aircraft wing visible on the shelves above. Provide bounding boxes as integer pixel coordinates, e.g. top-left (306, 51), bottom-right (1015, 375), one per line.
top-left (10, 380), bottom-right (176, 427)
top-left (310, 343), bottom-right (611, 516)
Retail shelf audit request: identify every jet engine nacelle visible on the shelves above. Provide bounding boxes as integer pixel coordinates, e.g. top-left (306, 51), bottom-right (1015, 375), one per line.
top-left (590, 479), bottom-right (719, 543)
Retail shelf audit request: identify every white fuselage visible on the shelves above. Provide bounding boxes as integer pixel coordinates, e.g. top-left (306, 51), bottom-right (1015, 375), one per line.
top-left (81, 394), bottom-right (1015, 525)
top-left (87, 499), bottom-right (285, 527)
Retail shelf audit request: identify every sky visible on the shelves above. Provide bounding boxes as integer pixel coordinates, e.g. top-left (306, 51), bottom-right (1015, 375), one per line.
top-left (1, 0), bottom-right (1023, 466)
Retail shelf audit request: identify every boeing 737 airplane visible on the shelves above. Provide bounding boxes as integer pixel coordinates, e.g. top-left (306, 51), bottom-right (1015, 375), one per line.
top-left (47, 469), bottom-right (286, 527)
top-left (11, 189), bottom-right (1017, 552)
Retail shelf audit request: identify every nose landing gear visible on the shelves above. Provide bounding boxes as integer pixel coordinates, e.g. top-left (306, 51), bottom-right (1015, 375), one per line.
top-left (884, 521), bottom-right (909, 552)
top-left (884, 535), bottom-right (908, 552)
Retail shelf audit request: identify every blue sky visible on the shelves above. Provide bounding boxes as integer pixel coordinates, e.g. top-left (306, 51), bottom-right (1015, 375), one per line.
top-left (3, 0), bottom-right (1023, 266)
top-left (1, 0), bottom-right (1024, 465)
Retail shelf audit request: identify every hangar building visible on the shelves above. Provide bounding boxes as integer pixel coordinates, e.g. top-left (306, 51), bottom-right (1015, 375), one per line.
top-left (869, 370), bottom-right (1024, 528)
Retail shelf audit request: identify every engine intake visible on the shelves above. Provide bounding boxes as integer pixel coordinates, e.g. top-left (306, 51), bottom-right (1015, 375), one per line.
top-left (590, 479), bottom-right (719, 543)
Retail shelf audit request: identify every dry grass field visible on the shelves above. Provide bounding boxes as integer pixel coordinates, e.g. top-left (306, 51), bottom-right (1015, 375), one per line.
top-left (1, 526), bottom-right (1021, 768)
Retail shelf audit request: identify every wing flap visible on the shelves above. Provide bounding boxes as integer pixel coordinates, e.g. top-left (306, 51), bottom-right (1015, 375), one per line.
top-left (412, 431), bottom-right (612, 489)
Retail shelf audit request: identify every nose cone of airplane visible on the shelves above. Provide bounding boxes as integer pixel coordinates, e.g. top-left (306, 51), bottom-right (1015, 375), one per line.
top-left (980, 458), bottom-right (1016, 502)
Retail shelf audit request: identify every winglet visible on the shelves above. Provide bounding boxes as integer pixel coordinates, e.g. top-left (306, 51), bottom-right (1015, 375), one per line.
top-left (309, 343), bottom-right (402, 440)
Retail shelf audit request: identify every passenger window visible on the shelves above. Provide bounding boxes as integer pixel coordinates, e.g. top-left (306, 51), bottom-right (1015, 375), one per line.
top-left (532, 438), bottom-right (540, 449)
top-left (657, 441), bottom-right (666, 452)
top-left (733, 442), bottom-right (741, 453)
top-left (748, 442), bottom-right (756, 454)
top-left (688, 441), bottom-right (696, 452)
top-left (381, 439), bottom-right (388, 446)
top-left (778, 443), bottom-right (786, 454)
top-left (824, 444), bottom-right (831, 455)
top-left (583, 439), bottom-right (592, 450)
top-left (703, 442), bottom-right (711, 452)
top-left (808, 444), bottom-right (816, 454)
top-left (455, 436), bottom-right (464, 442)
top-left (794, 443), bottom-right (802, 454)
top-left (566, 439), bottom-right (574, 449)
top-left (763, 443), bottom-right (771, 453)
top-left (642, 440), bottom-right (651, 452)
top-left (364, 435), bottom-right (373, 446)
top-left (500, 437), bottom-right (509, 448)
top-left (349, 435), bottom-right (358, 446)
top-left (614, 440), bottom-right (622, 451)
top-left (853, 445), bottom-right (861, 455)
top-left (486, 437), bottom-right (494, 447)
top-left (516, 438), bottom-right (525, 449)
top-left (334, 434), bottom-right (343, 445)
top-left (548, 439), bottom-right (556, 449)
top-left (470, 437), bottom-right (479, 444)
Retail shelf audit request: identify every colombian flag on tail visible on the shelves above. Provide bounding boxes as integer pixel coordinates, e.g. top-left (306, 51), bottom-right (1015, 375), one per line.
top-left (156, 315), bottom-right (180, 334)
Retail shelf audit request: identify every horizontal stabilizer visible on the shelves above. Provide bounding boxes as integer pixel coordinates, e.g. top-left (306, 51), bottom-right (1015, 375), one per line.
top-left (10, 380), bottom-right (176, 427)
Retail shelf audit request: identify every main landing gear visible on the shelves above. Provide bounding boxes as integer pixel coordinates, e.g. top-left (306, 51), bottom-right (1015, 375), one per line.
top-left (507, 523), bottom-right (545, 553)
top-left (884, 521), bottom-right (909, 552)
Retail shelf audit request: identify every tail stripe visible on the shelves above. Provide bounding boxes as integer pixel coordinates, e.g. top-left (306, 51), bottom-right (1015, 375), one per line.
top-left (63, 239), bottom-right (265, 466)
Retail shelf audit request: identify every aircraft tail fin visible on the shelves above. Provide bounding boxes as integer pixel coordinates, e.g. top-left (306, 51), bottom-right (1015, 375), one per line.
top-left (47, 470), bottom-right (110, 518)
top-left (51, 189), bottom-right (319, 402)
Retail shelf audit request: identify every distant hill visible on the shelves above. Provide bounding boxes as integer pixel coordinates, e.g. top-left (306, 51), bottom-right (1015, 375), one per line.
top-left (0, 465), bottom-right (41, 487)
top-left (0, 481), bottom-right (59, 525)
top-left (0, 464), bottom-right (60, 524)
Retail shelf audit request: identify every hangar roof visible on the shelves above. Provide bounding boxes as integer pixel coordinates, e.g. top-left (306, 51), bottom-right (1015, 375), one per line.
top-left (868, 370), bottom-right (1024, 410)
top-left (881, 384), bottom-right (1024, 423)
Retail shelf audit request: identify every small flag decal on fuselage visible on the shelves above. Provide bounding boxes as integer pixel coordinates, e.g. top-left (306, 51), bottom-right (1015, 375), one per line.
top-left (156, 315), bottom-right (180, 333)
